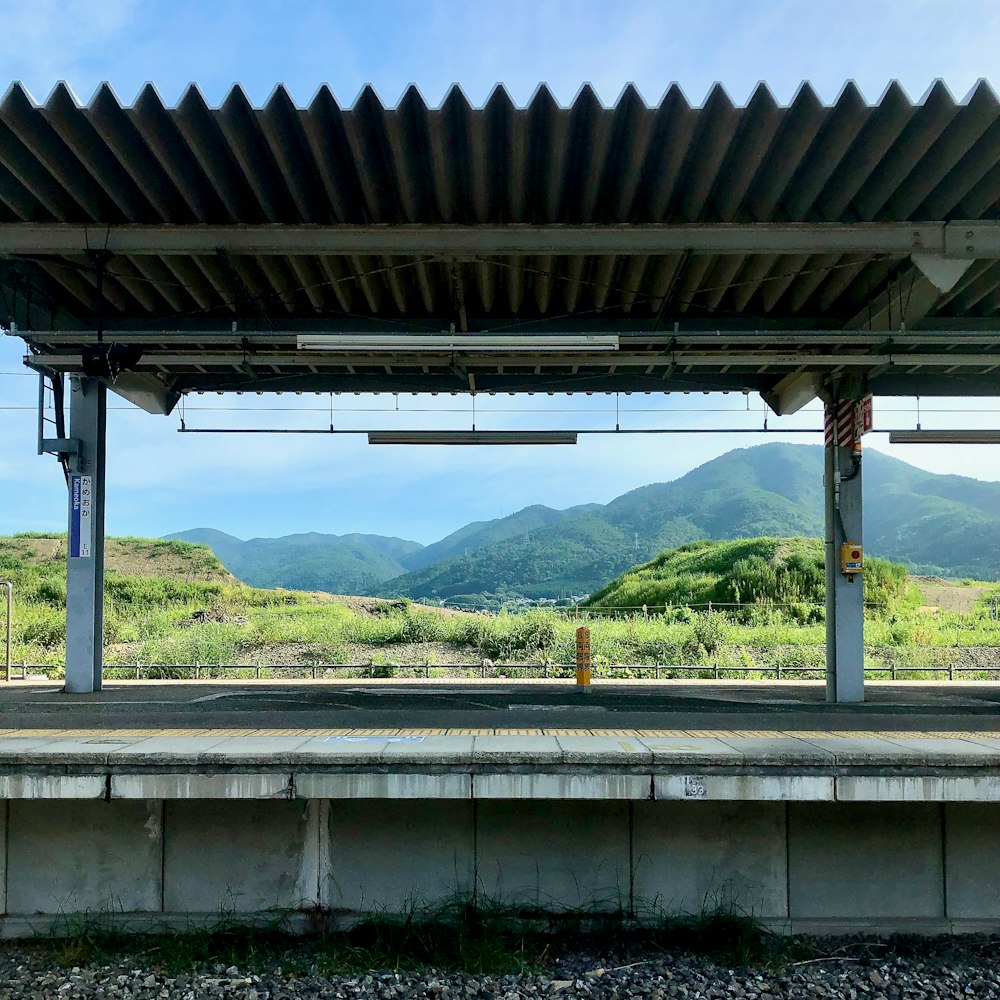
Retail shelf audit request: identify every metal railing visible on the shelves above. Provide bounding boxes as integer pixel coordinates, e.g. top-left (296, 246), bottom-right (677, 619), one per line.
top-left (9, 661), bottom-right (1000, 681)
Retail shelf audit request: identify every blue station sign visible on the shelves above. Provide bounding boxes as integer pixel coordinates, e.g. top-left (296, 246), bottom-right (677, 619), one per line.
top-left (69, 474), bottom-right (93, 559)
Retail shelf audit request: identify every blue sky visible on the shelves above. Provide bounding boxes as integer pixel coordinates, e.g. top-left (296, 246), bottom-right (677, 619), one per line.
top-left (1, 0), bottom-right (998, 544)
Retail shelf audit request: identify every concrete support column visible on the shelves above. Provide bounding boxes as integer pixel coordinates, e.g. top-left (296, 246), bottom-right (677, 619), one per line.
top-left (824, 413), bottom-right (864, 703)
top-left (65, 376), bottom-right (106, 694)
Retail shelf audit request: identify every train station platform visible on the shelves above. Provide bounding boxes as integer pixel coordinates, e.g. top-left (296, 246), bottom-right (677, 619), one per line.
top-left (4, 677), bottom-right (1000, 731)
top-left (0, 680), bottom-right (999, 937)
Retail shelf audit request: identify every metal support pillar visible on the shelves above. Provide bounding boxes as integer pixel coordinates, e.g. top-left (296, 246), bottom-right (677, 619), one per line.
top-left (824, 415), bottom-right (865, 703)
top-left (64, 376), bottom-right (106, 693)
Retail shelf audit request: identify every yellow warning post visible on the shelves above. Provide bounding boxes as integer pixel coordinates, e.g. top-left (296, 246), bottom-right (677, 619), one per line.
top-left (575, 626), bottom-right (591, 687)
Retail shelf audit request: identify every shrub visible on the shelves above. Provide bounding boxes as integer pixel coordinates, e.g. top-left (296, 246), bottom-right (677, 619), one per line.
top-left (17, 607), bottom-right (65, 647)
top-left (400, 609), bottom-right (442, 643)
top-left (0, 554), bottom-right (25, 573)
top-left (689, 612), bottom-right (727, 656)
top-left (36, 578), bottom-right (67, 605)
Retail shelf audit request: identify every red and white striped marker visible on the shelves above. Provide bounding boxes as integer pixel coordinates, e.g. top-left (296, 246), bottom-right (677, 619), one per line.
top-left (824, 396), bottom-right (873, 449)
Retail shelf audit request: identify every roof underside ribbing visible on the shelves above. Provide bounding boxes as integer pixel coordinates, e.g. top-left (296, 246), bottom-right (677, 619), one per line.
top-left (2, 80), bottom-right (1000, 328)
top-left (1, 81), bottom-right (999, 408)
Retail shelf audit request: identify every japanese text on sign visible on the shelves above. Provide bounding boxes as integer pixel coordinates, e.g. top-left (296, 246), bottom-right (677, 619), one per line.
top-left (69, 474), bottom-right (93, 559)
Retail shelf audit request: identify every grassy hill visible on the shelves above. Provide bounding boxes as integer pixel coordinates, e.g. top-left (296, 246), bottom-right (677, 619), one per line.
top-left (0, 533), bottom-right (469, 669)
top-left (3, 533), bottom-right (233, 581)
top-left (0, 534), bottom-right (997, 677)
top-left (585, 537), bottom-right (913, 615)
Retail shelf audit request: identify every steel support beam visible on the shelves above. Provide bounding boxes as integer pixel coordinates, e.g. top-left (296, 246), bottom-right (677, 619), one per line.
top-left (64, 376), bottom-right (106, 694)
top-left (102, 372), bottom-right (181, 415)
top-left (23, 331), bottom-right (1000, 347)
top-left (25, 350), bottom-right (1000, 370)
top-left (761, 373), bottom-right (823, 415)
top-left (1, 221), bottom-right (999, 257)
top-left (844, 258), bottom-right (984, 332)
top-left (824, 425), bottom-right (864, 703)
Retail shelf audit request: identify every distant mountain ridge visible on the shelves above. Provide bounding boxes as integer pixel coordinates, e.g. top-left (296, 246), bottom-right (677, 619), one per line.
top-left (167, 444), bottom-right (1000, 604)
top-left (164, 527), bottom-right (424, 595)
top-left (401, 503), bottom-right (603, 572)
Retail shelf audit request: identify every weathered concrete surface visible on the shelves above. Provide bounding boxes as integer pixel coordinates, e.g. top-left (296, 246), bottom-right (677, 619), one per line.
top-left (787, 735), bottom-right (928, 765)
top-left (0, 795), bottom-right (999, 930)
top-left (1, 721), bottom-right (1000, 930)
top-left (788, 803), bottom-right (944, 919)
top-left (640, 737), bottom-right (745, 765)
top-left (551, 736), bottom-right (653, 765)
top-left (296, 772), bottom-right (470, 799)
top-left (709, 736), bottom-right (835, 765)
top-left (474, 772), bottom-right (650, 799)
top-left (2, 732), bottom-right (1000, 800)
top-left (472, 736), bottom-right (564, 765)
top-left (113, 772), bottom-right (290, 799)
top-left (325, 800), bottom-right (474, 911)
top-left (0, 774), bottom-right (105, 798)
top-left (633, 801), bottom-right (788, 918)
top-left (381, 737), bottom-right (475, 764)
top-left (837, 775), bottom-right (1000, 801)
top-left (164, 799), bottom-right (315, 912)
top-left (656, 774), bottom-right (834, 801)
top-left (476, 800), bottom-right (630, 910)
top-left (875, 738), bottom-right (1000, 764)
top-left (6, 800), bottom-right (161, 914)
top-left (945, 803), bottom-right (1000, 919)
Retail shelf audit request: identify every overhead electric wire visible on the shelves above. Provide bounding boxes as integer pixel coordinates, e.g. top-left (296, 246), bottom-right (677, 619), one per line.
top-left (2, 389), bottom-right (1000, 418)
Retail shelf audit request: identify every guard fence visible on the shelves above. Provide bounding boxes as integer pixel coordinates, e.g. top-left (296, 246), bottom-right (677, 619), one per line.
top-left (7, 661), bottom-right (1000, 681)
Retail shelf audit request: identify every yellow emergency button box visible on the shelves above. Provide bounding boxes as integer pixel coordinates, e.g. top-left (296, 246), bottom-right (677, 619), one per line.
top-left (841, 542), bottom-right (864, 575)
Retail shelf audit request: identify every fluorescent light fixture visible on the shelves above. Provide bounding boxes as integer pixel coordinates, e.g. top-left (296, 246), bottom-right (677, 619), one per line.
top-left (298, 334), bottom-right (619, 352)
top-left (367, 430), bottom-right (578, 445)
top-left (888, 430), bottom-right (1000, 444)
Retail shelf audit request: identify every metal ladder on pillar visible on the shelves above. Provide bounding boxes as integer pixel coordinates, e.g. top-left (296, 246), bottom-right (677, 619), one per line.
top-left (36, 372), bottom-right (76, 474)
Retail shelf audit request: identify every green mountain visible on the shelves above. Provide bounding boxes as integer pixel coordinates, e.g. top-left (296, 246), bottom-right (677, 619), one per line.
top-left (383, 511), bottom-right (637, 606)
top-left (377, 444), bottom-right (1000, 605)
top-left (400, 503), bottom-right (602, 572)
top-left (164, 528), bottom-right (423, 595)
top-left (168, 444), bottom-right (1000, 603)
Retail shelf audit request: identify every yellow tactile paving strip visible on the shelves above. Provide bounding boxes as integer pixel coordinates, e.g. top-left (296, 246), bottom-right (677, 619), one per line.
top-left (0, 728), bottom-right (998, 740)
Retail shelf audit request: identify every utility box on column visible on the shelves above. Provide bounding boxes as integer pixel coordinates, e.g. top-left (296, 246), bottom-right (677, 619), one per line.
top-left (840, 543), bottom-right (863, 576)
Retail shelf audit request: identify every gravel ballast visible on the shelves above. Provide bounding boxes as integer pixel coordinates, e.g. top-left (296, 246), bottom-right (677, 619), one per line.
top-left (2, 937), bottom-right (1000, 1000)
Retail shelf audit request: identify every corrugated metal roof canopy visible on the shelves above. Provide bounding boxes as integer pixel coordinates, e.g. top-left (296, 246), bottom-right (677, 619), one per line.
top-left (2, 80), bottom-right (999, 410)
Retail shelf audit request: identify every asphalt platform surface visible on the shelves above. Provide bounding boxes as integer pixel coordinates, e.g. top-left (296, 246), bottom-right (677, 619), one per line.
top-left (1, 679), bottom-right (998, 733)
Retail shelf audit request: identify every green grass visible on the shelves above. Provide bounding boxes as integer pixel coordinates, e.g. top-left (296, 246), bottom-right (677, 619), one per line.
top-left (43, 896), bottom-right (803, 974)
top-left (1, 534), bottom-right (998, 676)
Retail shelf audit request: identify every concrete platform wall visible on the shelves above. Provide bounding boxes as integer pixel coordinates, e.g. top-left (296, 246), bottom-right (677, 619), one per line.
top-left (0, 797), bottom-right (998, 935)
